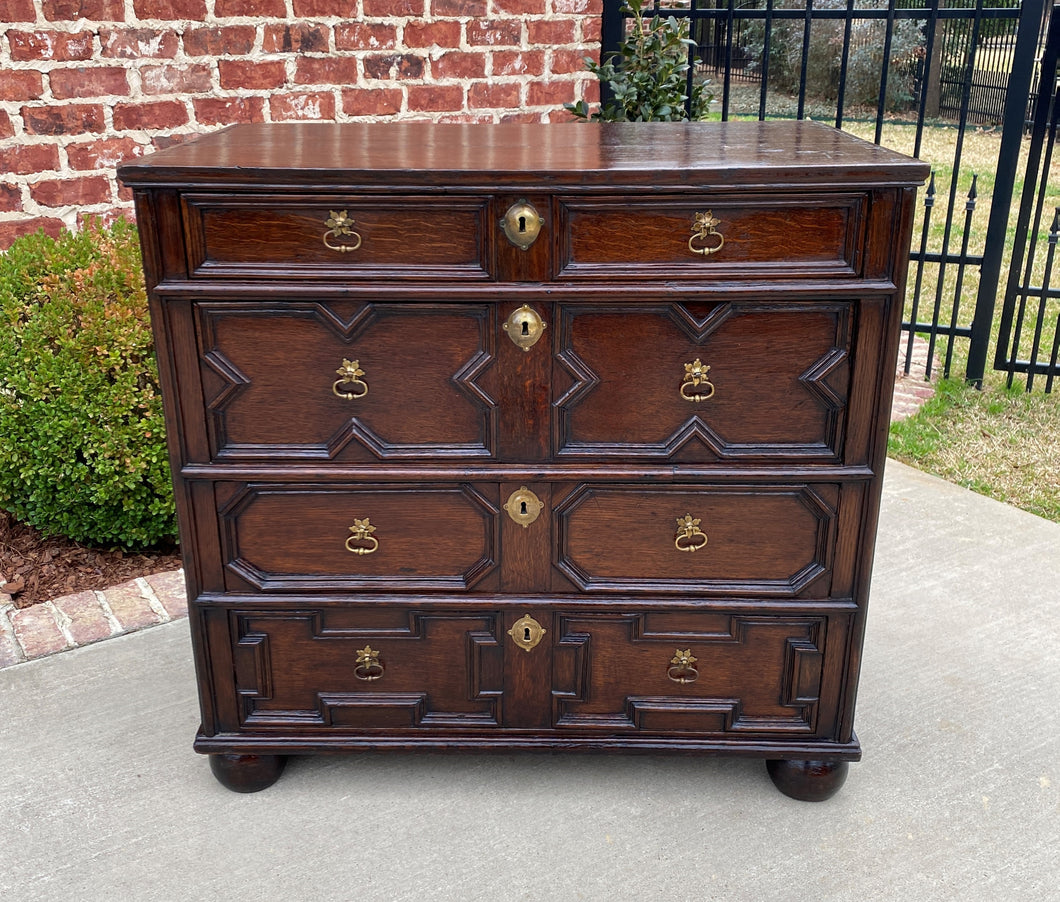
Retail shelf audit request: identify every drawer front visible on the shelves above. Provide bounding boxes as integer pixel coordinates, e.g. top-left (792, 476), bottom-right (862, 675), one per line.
top-left (196, 301), bottom-right (498, 462)
top-left (553, 302), bottom-right (851, 463)
top-left (552, 611), bottom-right (836, 736)
top-left (183, 194), bottom-right (491, 280)
top-left (554, 483), bottom-right (837, 596)
top-left (218, 483), bottom-right (499, 592)
top-left (229, 608), bottom-right (504, 731)
top-left (556, 194), bottom-right (864, 280)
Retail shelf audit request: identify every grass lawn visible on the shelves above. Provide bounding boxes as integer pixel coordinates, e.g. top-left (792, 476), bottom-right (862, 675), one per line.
top-left (889, 378), bottom-right (1060, 522)
top-left (841, 119), bottom-right (1060, 524)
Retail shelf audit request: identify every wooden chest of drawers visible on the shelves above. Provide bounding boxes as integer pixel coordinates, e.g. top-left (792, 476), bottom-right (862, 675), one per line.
top-left (119, 121), bottom-right (927, 799)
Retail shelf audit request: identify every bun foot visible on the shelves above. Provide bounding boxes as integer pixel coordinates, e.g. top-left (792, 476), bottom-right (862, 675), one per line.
top-left (209, 753), bottom-right (287, 793)
top-left (766, 759), bottom-right (849, 802)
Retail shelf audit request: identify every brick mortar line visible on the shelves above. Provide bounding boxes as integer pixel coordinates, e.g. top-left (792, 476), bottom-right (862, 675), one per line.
top-left (49, 598), bottom-right (77, 648)
top-left (135, 576), bottom-right (172, 622)
top-left (93, 589), bottom-right (125, 635)
top-left (0, 599), bottom-right (28, 666)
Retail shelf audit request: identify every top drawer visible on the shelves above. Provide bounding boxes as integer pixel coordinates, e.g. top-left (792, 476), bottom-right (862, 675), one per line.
top-left (556, 194), bottom-right (866, 281)
top-left (182, 194), bottom-right (492, 281)
top-left (179, 192), bottom-right (867, 284)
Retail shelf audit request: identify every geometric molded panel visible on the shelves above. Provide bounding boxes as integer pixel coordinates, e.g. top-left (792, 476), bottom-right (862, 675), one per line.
top-left (232, 610), bottom-right (503, 729)
top-left (196, 301), bottom-right (497, 462)
top-left (554, 483), bottom-right (837, 596)
top-left (220, 483), bottom-right (500, 592)
top-left (553, 302), bottom-right (852, 463)
top-left (552, 613), bottom-right (824, 735)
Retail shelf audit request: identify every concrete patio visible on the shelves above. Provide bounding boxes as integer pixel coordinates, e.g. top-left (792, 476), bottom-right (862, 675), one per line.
top-left (1, 460), bottom-right (1057, 902)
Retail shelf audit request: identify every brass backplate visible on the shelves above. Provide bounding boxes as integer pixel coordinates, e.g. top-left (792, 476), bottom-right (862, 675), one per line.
top-left (502, 304), bottom-right (546, 351)
top-left (500, 200), bottom-right (544, 250)
top-left (508, 613), bottom-right (546, 652)
top-left (503, 486), bottom-right (544, 527)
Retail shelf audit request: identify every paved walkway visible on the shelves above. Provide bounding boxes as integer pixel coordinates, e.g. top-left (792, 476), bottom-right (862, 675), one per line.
top-left (1, 459), bottom-right (1057, 902)
top-left (892, 333), bottom-right (939, 421)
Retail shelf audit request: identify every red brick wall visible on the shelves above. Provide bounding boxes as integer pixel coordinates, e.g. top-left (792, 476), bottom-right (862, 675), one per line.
top-left (0, 0), bottom-right (602, 249)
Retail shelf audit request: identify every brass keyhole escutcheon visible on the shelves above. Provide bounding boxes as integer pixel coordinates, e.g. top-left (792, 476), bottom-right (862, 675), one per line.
top-left (504, 486), bottom-right (543, 528)
top-left (508, 614), bottom-right (546, 652)
top-left (501, 200), bottom-right (544, 250)
top-left (503, 305), bottom-right (546, 351)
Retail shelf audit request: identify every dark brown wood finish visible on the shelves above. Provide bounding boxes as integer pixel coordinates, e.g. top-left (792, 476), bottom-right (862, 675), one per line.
top-left (120, 121), bottom-right (928, 800)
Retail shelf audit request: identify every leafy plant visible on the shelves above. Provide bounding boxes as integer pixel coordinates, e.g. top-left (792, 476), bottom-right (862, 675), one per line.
top-left (0, 219), bottom-right (176, 549)
top-left (567, 0), bottom-right (711, 122)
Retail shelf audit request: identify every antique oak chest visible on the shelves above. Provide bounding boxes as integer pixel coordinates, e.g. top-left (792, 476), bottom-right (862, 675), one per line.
top-left (119, 121), bottom-right (927, 799)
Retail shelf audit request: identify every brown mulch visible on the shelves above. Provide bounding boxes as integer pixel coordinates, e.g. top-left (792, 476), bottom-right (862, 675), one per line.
top-left (0, 510), bottom-right (181, 609)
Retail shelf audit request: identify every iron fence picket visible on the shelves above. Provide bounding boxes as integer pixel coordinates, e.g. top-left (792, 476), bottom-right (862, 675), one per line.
top-left (990, 0), bottom-right (1060, 388)
top-left (942, 177), bottom-right (980, 377)
top-left (1024, 211), bottom-right (1060, 389)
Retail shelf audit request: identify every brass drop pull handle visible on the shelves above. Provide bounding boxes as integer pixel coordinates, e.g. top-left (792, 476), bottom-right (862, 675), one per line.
top-left (333, 358), bottom-right (368, 400)
top-left (508, 613), bottom-right (546, 652)
top-left (355, 645), bottom-right (384, 681)
top-left (681, 357), bottom-right (715, 402)
top-left (668, 648), bottom-right (699, 684)
top-left (345, 517), bottom-right (379, 555)
top-left (675, 514), bottom-right (708, 553)
top-left (503, 304), bottom-right (546, 351)
top-left (323, 210), bottom-right (362, 253)
top-left (500, 200), bottom-right (544, 250)
top-left (689, 210), bottom-right (724, 256)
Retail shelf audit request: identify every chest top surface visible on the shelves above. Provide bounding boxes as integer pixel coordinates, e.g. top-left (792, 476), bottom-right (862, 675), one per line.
top-left (118, 120), bottom-right (928, 191)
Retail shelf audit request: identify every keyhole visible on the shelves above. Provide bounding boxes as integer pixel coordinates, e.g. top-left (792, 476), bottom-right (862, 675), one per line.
top-left (520, 500), bottom-right (528, 515)
top-left (521, 320), bottom-right (529, 336)
top-left (518, 215), bottom-right (527, 233)
top-left (524, 626), bottom-right (532, 642)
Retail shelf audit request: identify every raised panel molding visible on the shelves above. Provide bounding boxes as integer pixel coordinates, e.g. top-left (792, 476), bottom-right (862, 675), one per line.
top-left (552, 614), bottom-right (824, 734)
top-left (553, 302), bottom-right (852, 461)
top-left (554, 483), bottom-right (837, 596)
top-left (197, 301), bottom-right (498, 460)
top-left (219, 482), bottom-right (500, 593)
top-left (233, 610), bottom-right (503, 728)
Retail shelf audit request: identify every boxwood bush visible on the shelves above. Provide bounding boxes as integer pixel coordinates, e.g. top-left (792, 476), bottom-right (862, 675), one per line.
top-left (0, 219), bottom-right (176, 549)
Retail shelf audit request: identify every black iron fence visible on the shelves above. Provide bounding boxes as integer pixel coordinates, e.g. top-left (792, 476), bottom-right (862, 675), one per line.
top-left (994, 2), bottom-right (1060, 388)
top-left (600, 0), bottom-right (1060, 391)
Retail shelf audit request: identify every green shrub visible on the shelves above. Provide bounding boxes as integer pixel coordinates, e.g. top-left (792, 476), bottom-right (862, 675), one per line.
top-left (567, 0), bottom-right (712, 122)
top-left (0, 219), bottom-right (176, 549)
